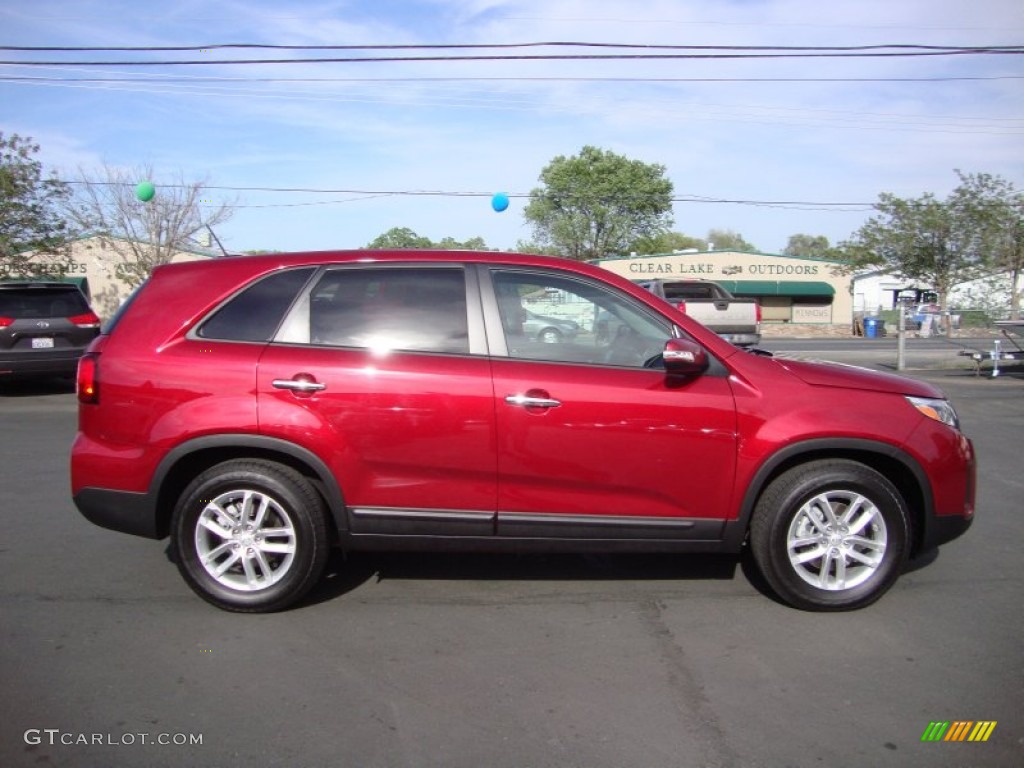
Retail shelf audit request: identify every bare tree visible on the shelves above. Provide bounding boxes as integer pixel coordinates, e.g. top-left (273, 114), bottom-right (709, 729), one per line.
top-left (68, 165), bottom-right (235, 287)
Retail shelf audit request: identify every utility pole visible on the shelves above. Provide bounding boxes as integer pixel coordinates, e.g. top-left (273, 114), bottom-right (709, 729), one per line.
top-left (896, 292), bottom-right (914, 371)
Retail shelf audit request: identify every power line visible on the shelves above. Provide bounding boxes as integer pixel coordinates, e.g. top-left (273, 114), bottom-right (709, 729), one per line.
top-left (11, 72), bottom-right (1019, 136)
top-left (2, 41), bottom-right (1022, 66)
top-left (3, 42), bottom-right (1023, 52)
top-left (4, 53), bottom-right (1022, 66)
top-left (3, 73), bottom-right (1022, 84)
top-left (4, 10), bottom-right (1020, 32)
top-left (59, 180), bottom-right (877, 211)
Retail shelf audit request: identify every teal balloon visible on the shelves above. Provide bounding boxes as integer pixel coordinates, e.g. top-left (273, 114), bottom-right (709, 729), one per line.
top-left (135, 181), bottom-right (156, 202)
top-left (491, 192), bottom-right (510, 212)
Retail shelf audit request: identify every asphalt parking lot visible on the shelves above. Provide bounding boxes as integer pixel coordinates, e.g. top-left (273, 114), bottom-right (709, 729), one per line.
top-left (1, 342), bottom-right (1021, 768)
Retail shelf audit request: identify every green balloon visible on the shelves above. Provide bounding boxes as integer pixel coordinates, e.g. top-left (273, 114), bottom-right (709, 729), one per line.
top-left (135, 181), bottom-right (156, 202)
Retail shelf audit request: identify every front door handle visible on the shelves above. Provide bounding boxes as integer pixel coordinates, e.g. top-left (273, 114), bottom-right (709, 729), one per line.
top-left (272, 376), bottom-right (326, 393)
top-left (505, 392), bottom-right (561, 409)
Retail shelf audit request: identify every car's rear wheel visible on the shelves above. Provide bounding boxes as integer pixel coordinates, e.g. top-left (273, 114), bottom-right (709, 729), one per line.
top-left (750, 460), bottom-right (910, 611)
top-left (538, 327), bottom-right (562, 343)
top-left (171, 459), bottom-right (331, 612)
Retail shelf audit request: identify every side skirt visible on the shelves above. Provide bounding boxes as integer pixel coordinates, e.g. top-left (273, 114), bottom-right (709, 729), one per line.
top-left (343, 507), bottom-right (738, 554)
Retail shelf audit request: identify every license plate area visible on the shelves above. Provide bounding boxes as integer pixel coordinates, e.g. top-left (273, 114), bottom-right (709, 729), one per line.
top-left (31, 337), bottom-right (55, 349)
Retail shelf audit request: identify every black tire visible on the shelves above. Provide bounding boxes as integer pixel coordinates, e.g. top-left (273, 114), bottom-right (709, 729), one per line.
top-left (171, 459), bottom-right (331, 612)
top-left (538, 327), bottom-right (562, 343)
top-left (749, 459), bottom-right (910, 611)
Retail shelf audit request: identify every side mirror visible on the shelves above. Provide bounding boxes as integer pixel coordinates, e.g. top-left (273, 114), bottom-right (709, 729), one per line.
top-left (662, 338), bottom-right (708, 375)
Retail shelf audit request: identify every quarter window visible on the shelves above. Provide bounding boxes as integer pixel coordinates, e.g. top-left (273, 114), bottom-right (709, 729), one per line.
top-left (199, 268), bottom-right (314, 342)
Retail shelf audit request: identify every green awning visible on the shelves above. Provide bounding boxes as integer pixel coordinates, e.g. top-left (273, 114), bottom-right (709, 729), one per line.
top-left (718, 280), bottom-right (835, 297)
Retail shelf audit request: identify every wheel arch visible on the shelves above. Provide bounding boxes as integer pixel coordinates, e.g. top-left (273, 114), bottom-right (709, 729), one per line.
top-left (727, 438), bottom-right (933, 556)
top-left (150, 435), bottom-right (347, 540)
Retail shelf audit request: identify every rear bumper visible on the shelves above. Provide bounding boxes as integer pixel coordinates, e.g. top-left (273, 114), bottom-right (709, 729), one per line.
top-left (719, 332), bottom-right (761, 347)
top-left (73, 488), bottom-right (162, 539)
top-left (0, 350), bottom-right (84, 377)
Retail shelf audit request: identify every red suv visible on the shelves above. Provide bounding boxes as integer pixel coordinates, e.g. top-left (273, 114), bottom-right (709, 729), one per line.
top-left (71, 251), bottom-right (975, 612)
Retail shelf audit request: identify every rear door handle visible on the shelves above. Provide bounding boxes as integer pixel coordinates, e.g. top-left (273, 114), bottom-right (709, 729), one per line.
top-left (272, 377), bottom-right (326, 393)
top-left (505, 393), bottom-right (561, 409)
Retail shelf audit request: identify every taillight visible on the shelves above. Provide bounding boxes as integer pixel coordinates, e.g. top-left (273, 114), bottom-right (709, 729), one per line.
top-left (676, 300), bottom-right (687, 314)
top-left (755, 304), bottom-right (762, 324)
top-left (69, 311), bottom-right (101, 329)
top-left (77, 353), bottom-right (99, 404)
top-left (0, 316), bottom-right (13, 328)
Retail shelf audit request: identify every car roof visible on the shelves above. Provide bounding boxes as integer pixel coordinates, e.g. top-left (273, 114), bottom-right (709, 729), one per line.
top-left (155, 249), bottom-right (592, 272)
top-left (0, 280), bottom-right (82, 290)
top-left (150, 249), bottom-right (651, 297)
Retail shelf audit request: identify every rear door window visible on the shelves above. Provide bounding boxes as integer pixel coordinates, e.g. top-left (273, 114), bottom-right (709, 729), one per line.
top-left (305, 267), bottom-right (470, 354)
top-left (663, 283), bottom-right (716, 300)
top-left (0, 286), bottom-right (91, 318)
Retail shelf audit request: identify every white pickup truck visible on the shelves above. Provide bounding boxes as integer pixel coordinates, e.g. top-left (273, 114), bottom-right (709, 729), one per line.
top-left (635, 278), bottom-right (761, 347)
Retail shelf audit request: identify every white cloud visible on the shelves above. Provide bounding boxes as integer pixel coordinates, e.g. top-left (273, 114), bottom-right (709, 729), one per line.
top-left (1, 0), bottom-right (1022, 253)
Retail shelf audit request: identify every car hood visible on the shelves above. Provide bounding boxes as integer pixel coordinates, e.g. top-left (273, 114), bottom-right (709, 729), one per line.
top-left (772, 357), bottom-right (944, 398)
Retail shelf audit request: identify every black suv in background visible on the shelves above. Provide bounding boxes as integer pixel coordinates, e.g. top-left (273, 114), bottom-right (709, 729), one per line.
top-left (0, 281), bottom-right (101, 381)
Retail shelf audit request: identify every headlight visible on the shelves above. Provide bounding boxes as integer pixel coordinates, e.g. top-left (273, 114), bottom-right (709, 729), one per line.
top-left (906, 396), bottom-right (960, 430)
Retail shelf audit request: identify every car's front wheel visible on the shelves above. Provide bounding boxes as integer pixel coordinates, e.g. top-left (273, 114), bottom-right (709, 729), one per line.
top-left (750, 459), bottom-right (910, 611)
top-left (171, 459), bottom-right (331, 612)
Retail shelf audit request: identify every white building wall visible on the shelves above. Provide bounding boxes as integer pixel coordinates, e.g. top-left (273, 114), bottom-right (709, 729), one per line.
top-left (853, 269), bottom-right (1021, 319)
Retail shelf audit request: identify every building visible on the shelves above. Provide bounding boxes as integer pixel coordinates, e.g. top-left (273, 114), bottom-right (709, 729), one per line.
top-left (10, 236), bottom-right (215, 318)
top-left (852, 267), bottom-right (1022, 321)
top-left (849, 269), bottom-right (935, 314)
top-left (595, 250), bottom-right (853, 329)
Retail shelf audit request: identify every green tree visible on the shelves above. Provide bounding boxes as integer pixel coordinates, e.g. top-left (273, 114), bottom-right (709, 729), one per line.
top-left (365, 229), bottom-right (488, 250)
top-left (950, 171), bottom-right (1023, 319)
top-left (629, 231), bottom-right (707, 255)
top-left (841, 176), bottom-right (997, 321)
top-left (0, 133), bottom-right (73, 277)
top-left (67, 164), bottom-right (234, 288)
top-left (436, 236), bottom-right (488, 250)
top-left (783, 234), bottom-right (831, 259)
top-left (366, 227), bottom-right (433, 249)
top-left (524, 146), bottom-right (674, 261)
top-left (707, 229), bottom-right (756, 252)
top-left (514, 239), bottom-right (562, 257)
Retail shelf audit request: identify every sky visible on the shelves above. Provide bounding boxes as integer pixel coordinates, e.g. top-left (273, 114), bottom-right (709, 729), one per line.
top-left (2, 0), bottom-right (1022, 255)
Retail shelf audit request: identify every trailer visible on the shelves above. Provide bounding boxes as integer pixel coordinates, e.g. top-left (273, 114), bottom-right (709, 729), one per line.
top-left (958, 321), bottom-right (1024, 377)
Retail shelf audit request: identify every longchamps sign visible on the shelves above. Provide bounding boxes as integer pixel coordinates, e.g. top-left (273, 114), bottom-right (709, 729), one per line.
top-left (0, 261), bottom-right (89, 278)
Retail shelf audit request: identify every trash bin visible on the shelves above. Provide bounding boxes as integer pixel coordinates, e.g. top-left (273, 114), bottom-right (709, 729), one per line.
top-left (864, 316), bottom-right (880, 338)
